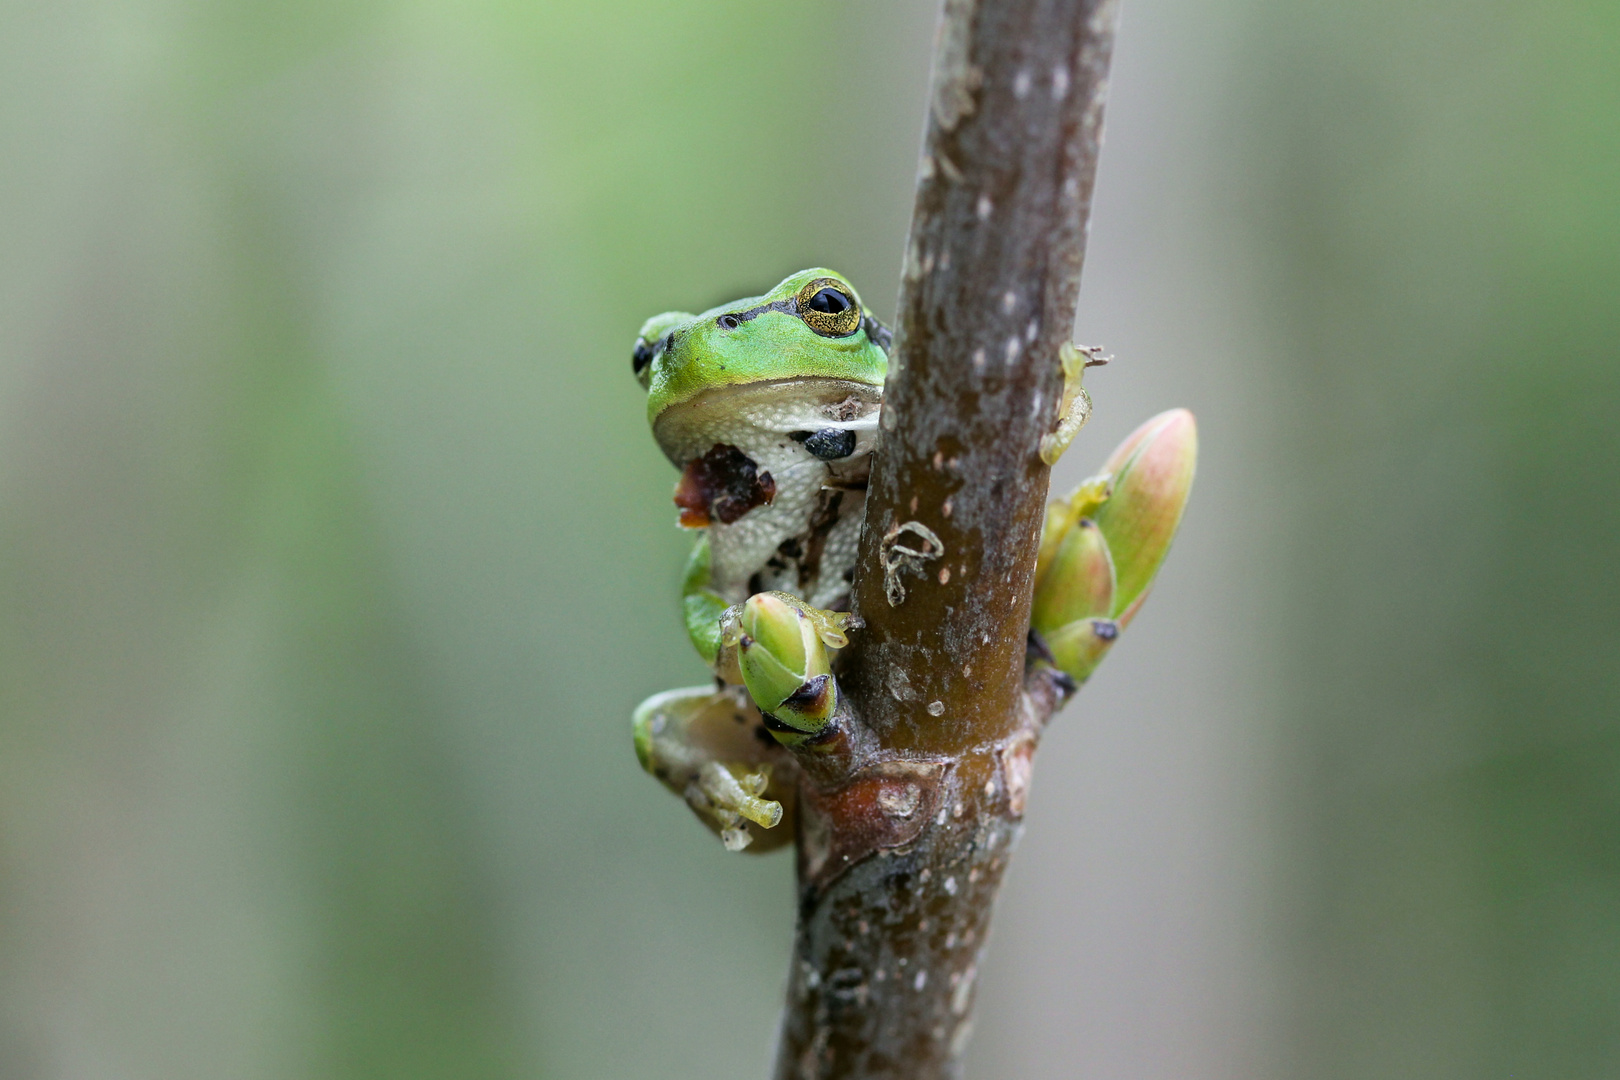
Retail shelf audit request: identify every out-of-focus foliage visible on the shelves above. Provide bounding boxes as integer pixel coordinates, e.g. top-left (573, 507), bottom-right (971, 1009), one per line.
top-left (1243, 2), bottom-right (1620, 1076)
top-left (1, 0), bottom-right (1616, 1077)
top-left (0, 2), bottom-right (934, 1077)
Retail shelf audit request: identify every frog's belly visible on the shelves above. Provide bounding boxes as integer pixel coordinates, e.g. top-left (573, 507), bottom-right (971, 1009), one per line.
top-left (706, 451), bottom-right (867, 610)
top-left (654, 378), bottom-right (880, 612)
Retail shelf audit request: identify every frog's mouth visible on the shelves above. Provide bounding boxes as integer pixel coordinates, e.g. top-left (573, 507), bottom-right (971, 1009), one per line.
top-left (651, 378), bottom-right (882, 471)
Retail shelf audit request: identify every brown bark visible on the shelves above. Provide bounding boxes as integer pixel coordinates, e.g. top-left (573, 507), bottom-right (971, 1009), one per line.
top-left (771, 1), bottom-right (1120, 1077)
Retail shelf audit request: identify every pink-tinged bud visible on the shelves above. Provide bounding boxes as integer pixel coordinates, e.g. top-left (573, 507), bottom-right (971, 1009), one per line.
top-left (1030, 518), bottom-right (1115, 636)
top-left (1092, 408), bottom-right (1197, 624)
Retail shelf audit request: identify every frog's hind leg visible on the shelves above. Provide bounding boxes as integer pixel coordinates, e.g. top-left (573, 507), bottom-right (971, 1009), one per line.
top-left (632, 685), bottom-right (796, 852)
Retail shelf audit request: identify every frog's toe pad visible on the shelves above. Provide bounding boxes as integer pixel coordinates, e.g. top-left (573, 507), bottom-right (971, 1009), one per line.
top-left (688, 761), bottom-right (784, 840)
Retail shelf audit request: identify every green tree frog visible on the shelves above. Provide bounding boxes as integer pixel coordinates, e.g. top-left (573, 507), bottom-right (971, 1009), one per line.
top-left (629, 268), bottom-right (1100, 851)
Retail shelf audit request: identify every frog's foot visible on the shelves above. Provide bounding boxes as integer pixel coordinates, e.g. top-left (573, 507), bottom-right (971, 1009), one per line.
top-left (632, 685), bottom-right (796, 852)
top-left (690, 761), bottom-right (783, 851)
top-left (722, 592), bottom-right (853, 746)
top-left (1039, 343), bottom-right (1109, 465)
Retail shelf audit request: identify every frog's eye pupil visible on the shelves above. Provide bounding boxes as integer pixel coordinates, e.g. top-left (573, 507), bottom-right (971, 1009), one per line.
top-left (795, 277), bottom-right (862, 337)
top-left (807, 288), bottom-right (851, 314)
top-left (632, 340), bottom-right (654, 376)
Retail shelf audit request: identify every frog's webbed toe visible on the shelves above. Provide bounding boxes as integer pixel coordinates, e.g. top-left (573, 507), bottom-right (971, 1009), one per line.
top-left (632, 685), bottom-right (797, 852)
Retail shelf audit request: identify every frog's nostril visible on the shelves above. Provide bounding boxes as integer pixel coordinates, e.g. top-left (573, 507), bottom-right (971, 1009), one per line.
top-left (718, 314), bottom-right (740, 331)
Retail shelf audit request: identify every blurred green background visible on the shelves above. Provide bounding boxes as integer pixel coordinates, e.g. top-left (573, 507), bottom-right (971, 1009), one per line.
top-left (0, 1), bottom-right (1614, 1078)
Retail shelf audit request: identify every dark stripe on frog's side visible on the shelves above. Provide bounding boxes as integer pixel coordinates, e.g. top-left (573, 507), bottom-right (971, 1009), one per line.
top-left (861, 314), bottom-right (893, 352)
top-left (712, 298), bottom-right (893, 351)
top-left (715, 297), bottom-right (797, 330)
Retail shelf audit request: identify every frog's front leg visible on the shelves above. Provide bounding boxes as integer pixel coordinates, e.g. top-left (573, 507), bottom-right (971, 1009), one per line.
top-left (632, 685), bottom-right (797, 852)
top-left (680, 534), bottom-right (733, 671)
top-left (1038, 343), bottom-right (1109, 465)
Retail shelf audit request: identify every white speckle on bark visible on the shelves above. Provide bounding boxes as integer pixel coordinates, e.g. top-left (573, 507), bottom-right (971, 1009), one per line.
top-left (1005, 336), bottom-right (1022, 364)
top-left (1001, 290), bottom-right (1017, 314)
top-left (1013, 68), bottom-right (1032, 98)
top-left (1003, 734), bottom-right (1037, 816)
top-left (930, 0), bottom-right (983, 132)
top-left (944, 875), bottom-right (958, 895)
top-left (972, 348), bottom-right (986, 371)
top-left (1052, 63), bottom-right (1071, 99)
top-left (927, 700), bottom-right (945, 716)
top-left (951, 963), bottom-right (978, 1015)
top-left (976, 193), bottom-right (993, 220)
top-left (887, 667), bottom-right (918, 702)
top-left (1026, 317), bottom-right (1040, 343)
top-left (914, 970), bottom-right (928, 991)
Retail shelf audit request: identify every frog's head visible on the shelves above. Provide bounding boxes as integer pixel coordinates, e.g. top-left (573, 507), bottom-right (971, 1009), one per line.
top-left (631, 268), bottom-right (890, 433)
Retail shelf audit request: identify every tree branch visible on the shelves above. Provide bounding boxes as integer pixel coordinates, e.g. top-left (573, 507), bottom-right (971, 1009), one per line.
top-left (772, 1), bottom-right (1119, 1076)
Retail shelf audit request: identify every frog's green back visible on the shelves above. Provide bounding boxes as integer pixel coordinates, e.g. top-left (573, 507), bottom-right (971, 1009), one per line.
top-left (634, 268), bottom-right (888, 423)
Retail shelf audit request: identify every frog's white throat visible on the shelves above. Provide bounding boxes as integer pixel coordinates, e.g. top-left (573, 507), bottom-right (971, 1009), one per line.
top-left (651, 378), bottom-right (881, 469)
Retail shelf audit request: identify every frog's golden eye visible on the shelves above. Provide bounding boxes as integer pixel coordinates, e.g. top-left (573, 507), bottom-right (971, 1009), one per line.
top-left (796, 278), bottom-right (862, 338)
